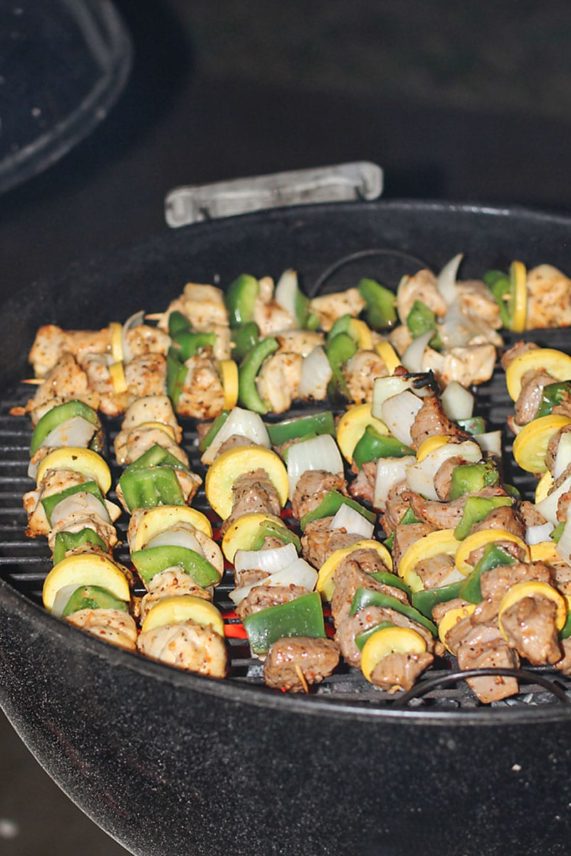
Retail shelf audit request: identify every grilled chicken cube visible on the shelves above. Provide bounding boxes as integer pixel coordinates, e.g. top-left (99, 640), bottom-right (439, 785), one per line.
top-left (177, 351), bottom-right (225, 419)
top-left (120, 395), bottom-right (181, 441)
top-left (396, 270), bottom-right (447, 323)
top-left (24, 469), bottom-right (90, 538)
top-left (276, 330), bottom-right (324, 356)
top-left (137, 620), bottom-right (228, 677)
top-left (123, 324), bottom-right (170, 359)
top-left (264, 637), bottom-right (340, 692)
top-left (309, 288), bottom-right (365, 332)
top-left (438, 344), bottom-right (497, 387)
top-left (160, 283), bottom-right (229, 331)
top-left (456, 280), bottom-right (502, 329)
top-left (26, 354), bottom-right (100, 420)
top-left (256, 352), bottom-right (302, 413)
top-left (114, 424), bottom-right (189, 467)
top-left (526, 265), bottom-right (571, 329)
top-left (343, 350), bottom-right (389, 404)
top-left (67, 608), bottom-right (138, 651)
top-left (29, 325), bottom-right (110, 377)
top-left (139, 570), bottom-right (212, 622)
top-left (253, 277), bottom-right (296, 336)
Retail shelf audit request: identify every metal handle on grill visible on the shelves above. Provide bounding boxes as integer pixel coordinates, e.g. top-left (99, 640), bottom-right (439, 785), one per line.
top-left (392, 668), bottom-right (571, 707)
top-left (164, 162), bottom-right (383, 227)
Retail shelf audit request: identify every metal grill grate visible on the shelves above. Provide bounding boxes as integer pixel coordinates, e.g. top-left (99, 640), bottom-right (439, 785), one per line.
top-left (2, 356), bottom-right (571, 712)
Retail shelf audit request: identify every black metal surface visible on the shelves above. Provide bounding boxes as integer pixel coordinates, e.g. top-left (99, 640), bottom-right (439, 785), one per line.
top-left (1, 201), bottom-right (571, 855)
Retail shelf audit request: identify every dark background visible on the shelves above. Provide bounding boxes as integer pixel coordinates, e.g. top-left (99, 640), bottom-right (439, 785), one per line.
top-left (1, 1), bottom-right (570, 853)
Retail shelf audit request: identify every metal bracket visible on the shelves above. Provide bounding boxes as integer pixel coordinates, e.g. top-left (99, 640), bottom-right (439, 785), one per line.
top-left (164, 161), bottom-right (383, 228)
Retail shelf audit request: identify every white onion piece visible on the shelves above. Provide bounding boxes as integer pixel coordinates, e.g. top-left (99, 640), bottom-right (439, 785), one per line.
top-left (27, 459), bottom-right (39, 480)
top-left (406, 440), bottom-right (482, 501)
top-left (441, 381), bottom-right (474, 421)
top-left (298, 347), bottom-right (332, 400)
top-left (287, 434), bottom-right (343, 498)
top-left (146, 528), bottom-right (205, 556)
top-left (274, 269), bottom-right (298, 318)
top-left (474, 431), bottom-right (502, 458)
top-left (437, 253), bottom-right (463, 306)
top-left (381, 391), bottom-right (423, 446)
top-left (50, 492), bottom-right (110, 526)
top-left (201, 407), bottom-right (270, 465)
top-left (401, 331), bottom-right (434, 373)
top-left (44, 416), bottom-right (96, 451)
top-left (230, 557), bottom-right (317, 606)
top-left (374, 456), bottom-right (415, 509)
top-left (234, 542), bottom-right (298, 575)
top-left (330, 503), bottom-right (374, 539)
top-left (556, 508), bottom-right (571, 564)
top-left (51, 585), bottom-right (81, 617)
top-left (372, 376), bottom-right (412, 418)
top-left (122, 309), bottom-right (145, 363)
top-left (554, 432), bottom-right (571, 480)
top-left (526, 522), bottom-right (554, 545)
top-left (535, 475), bottom-right (571, 525)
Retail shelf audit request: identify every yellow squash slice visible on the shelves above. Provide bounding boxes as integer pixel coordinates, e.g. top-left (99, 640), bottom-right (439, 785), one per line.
top-left (109, 321), bottom-right (123, 363)
top-left (317, 539), bottom-right (393, 602)
top-left (336, 403), bottom-right (389, 464)
top-left (109, 361), bottom-right (128, 393)
top-left (136, 421), bottom-right (177, 441)
top-left (455, 528), bottom-right (529, 575)
top-left (36, 447), bottom-right (112, 494)
top-left (512, 415), bottom-right (571, 474)
top-left (361, 626), bottom-right (426, 683)
top-left (438, 604), bottom-right (476, 653)
top-left (130, 505), bottom-right (213, 551)
top-left (416, 434), bottom-right (450, 462)
top-left (506, 347), bottom-right (571, 401)
top-left (221, 512), bottom-right (285, 562)
top-left (141, 595), bottom-right (224, 636)
top-left (220, 360), bottom-right (239, 410)
top-left (509, 260), bottom-right (528, 334)
top-left (375, 339), bottom-right (401, 374)
top-left (43, 553), bottom-right (129, 611)
top-left (398, 530), bottom-right (460, 592)
top-left (535, 470), bottom-right (554, 503)
top-left (205, 446), bottom-right (288, 520)
top-left (349, 319), bottom-right (374, 351)
top-left (498, 581), bottom-right (566, 641)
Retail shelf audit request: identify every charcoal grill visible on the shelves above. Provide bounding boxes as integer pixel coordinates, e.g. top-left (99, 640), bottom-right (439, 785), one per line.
top-left (1, 199), bottom-right (571, 856)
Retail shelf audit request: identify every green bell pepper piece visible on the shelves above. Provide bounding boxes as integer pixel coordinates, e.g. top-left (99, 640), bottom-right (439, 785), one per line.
top-left (226, 274), bottom-right (259, 326)
top-left (118, 466), bottom-right (185, 512)
top-left (131, 545), bottom-right (220, 587)
top-left (459, 543), bottom-right (516, 604)
top-left (126, 444), bottom-right (188, 473)
top-left (42, 481), bottom-right (105, 524)
top-left (358, 278), bottom-right (397, 329)
top-left (384, 532), bottom-right (395, 550)
top-left (53, 529), bottom-right (106, 565)
top-left (198, 411), bottom-right (230, 452)
top-left (62, 585), bottom-right (128, 617)
top-left (243, 592), bottom-right (326, 655)
top-left (30, 400), bottom-right (100, 455)
top-left (406, 300), bottom-right (442, 349)
top-left (325, 332), bottom-right (358, 397)
top-left (369, 571), bottom-right (411, 596)
top-left (449, 461), bottom-right (499, 501)
top-left (350, 587), bottom-right (437, 636)
top-left (166, 347), bottom-right (187, 407)
top-left (484, 269), bottom-right (512, 328)
top-left (168, 311), bottom-right (191, 337)
top-left (536, 382), bottom-right (571, 419)
top-left (412, 580), bottom-right (464, 618)
top-left (353, 426), bottom-right (413, 467)
top-left (238, 337), bottom-right (279, 414)
top-left (454, 496), bottom-right (513, 541)
top-left (249, 519), bottom-right (302, 552)
top-left (560, 613), bottom-right (571, 640)
top-left (327, 314), bottom-right (352, 340)
top-left (551, 522), bottom-right (565, 543)
top-left (231, 321), bottom-right (260, 361)
top-left (173, 331), bottom-right (217, 361)
top-left (457, 417), bottom-right (486, 436)
top-left (300, 490), bottom-right (376, 531)
top-left (400, 507), bottom-right (421, 525)
top-left (503, 484), bottom-right (521, 499)
top-left (266, 411), bottom-right (335, 446)
top-left (355, 620), bottom-right (395, 651)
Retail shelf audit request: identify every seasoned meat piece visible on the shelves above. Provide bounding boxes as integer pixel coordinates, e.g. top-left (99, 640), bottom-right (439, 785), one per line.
top-left (526, 264), bottom-right (571, 329)
top-left (456, 280), bottom-right (501, 329)
top-left (24, 469), bottom-right (90, 538)
top-left (381, 480), bottom-right (412, 535)
top-left (215, 434), bottom-right (253, 457)
top-left (234, 569), bottom-right (270, 588)
top-left (252, 276), bottom-right (296, 335)
top-left (29, 325), bottom-right (110, 377)
top-left (396, 269), bottom-right (447, 323)
top-left (410, 394), bottom-right (468, 449)
top-left (309, 288), bottom-right (365, 332)
top-left (519, 500), bottom-right (548, 528)
top-left (67, 608), bottom-right (138, 651)
top-left (236, 584), bottom-right (307, 621)
top-left (331, 555), bottom-right (404, 626)
top-left (370, 651), bottom-right (434, 693)
top-left (501, 341), bottom-right (539, 371)
top-left (546, 425), bottom-right (571, 474)
top-left (264, 637), bottom-right (340, 692)
top-left (301, 517), bottom-right (361, 568)
top-left (256, 352), bottom-right (302, 414)
top-left (225, 469), bottom-right (282, 530)
top-left (124, 324), bottom-right (170, 359)
top-left (139, 569), bottom-right (212, 621)
top-left (456, 624), bottom-right (520, 704)
top-left (349, 461), bottom-right (377, 506)
top-left (343, 350), bottom-right (388, 404)
top-left (475, 561), bottom-right (553, 623)
top-left (336, 604), bottom-right (436, 668)
top-left (393, 522), bottom-right (435, 570)
top-left (434, 456), bottom-right (466, 501)
top-left (160, 283), bottom-right (229, 332)
top-left (514, 369), bottom-right (556, 425)
top-left (438, 345), bottom-right (496, 388)
top-left (25, 353), bottom-right (100, 418)
top-left (114, 425), bottom-right (189, 467)
top-left (432, 597), bottom-right (469, 623)
top-left (389, 324), bottom-right (413, 355)
top-left (177, 351), bottom-right (225, 419)
top-left (121, 395), bottom-right (181, 441)
top-left (409, 492), bottom-right (466, 530)
top-left (552, 563), bottom-right (571, 597)
top-left (291, 470), bottom-right (347, 520)
top-left (276, 330), bottom-right (324, 357)
top-left (137, 620), bottom-right (228, 677)
top-left (125, 353), bottom-right (167, 401)
top-left (500, 595), bottom-right (562, 665)
top-left (47, 513), bottom-right (118, 552)
top-left (414, 554), bottom-right (456, 590)
top-left (556, 638), bottom-right (571, 676)
top-left (471, 505), bottom-right (525, 540)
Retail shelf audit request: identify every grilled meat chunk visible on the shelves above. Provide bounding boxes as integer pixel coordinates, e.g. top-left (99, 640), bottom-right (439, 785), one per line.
top-left (500, 341), bottom-right (539, 370)
top-left (224, 469), bottom-right (282, 530)
top-left (434, 456), bottom-right (467, 501)
top-left (29, 325), bottom-right (110, 377)
top-left (414, 554), bottom-right (457, 590)
top-left (343, 351), bottom-right (388, 404)
top-left (137, 620), bottom-right (228, 677)
top-left (408, 493), bottom-right (466, 530)
top-left (160, 283), bottom-right (229, 332)
top-left (514, 370), bottom-right (556, 425)
top-left (410, 394), bottom-right (468, 449)
top-left (380, 480), bottom-right (412, 535)
top-left (264, 637), bottom-right (340, 692)
top-left (475, 561), bottom-right (553, 623)
top-left (25, 353), bottom-right (100, 419)
top-left (331, 553), bottom-right (406, 627)
top-left (500, 595), bottom-right (562, 666)
top-left (309, 288), bottom-right (365, 331)
top-left (456, 623), bottom-right (520, 704)
top-left (526, 264), bottom-right (571, 329)
top-left (438, 344), bottom-right (496, 387)
top-left (139, 570), bottom-right (212, 621)
top-left (370, 651), bottom-right (434, 693)
top-left (114, 424), bottom-right (189, 467)
top-left (256, 352), bottom-right (302, 414)
top-left (396, 269), bottom-right (447, 323)
top-left (177, 351), bottom-right (225, 419)
top-left (124, 325), bottom-right (170, 359)
top-left (556, 638), bottom-right (571, 676)
top-left (121, 395), bottom-right (181, 441)
top-left (291, 470), bottom-right (348, 520)
top-left (471, 505), bottom-right (526, 539)
top-left (393, 522), bottom-right (435, 570)
top-left (67, 608), bottom-right (138, 651)
top-left (276, 330), bottom-right (324, 356)
top-left (236, 585), bottom-right (308, 621)
top-left (456, 280), bottom-right (502, 329)
top-left (301, 517), bottom-right (361, 568)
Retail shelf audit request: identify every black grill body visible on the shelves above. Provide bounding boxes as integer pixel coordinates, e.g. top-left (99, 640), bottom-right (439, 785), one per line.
top-left (1, 201), bottom-right (571, 855)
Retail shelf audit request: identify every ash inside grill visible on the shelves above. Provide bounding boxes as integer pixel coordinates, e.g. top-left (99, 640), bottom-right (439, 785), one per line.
top-left (2, 357), bottom-right (571, 713)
